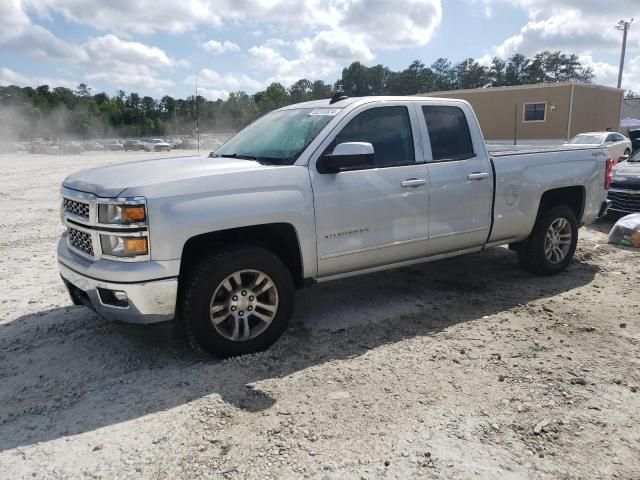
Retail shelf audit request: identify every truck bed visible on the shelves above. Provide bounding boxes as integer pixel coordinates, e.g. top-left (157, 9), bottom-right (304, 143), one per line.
top-left (487, 145), bottom-right (608, 247)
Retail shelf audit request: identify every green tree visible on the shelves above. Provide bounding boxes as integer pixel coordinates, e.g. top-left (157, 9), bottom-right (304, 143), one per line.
top-left (454, 58), bottom-right (490, 89)
top-left (288, 79), bottom-right (313, 103)
top-left (505, 53), bottom-right (530, 86)
top-left (256, 82), bottom-right (289, 113)
top-left (431, 58), bottom-right (453, 91)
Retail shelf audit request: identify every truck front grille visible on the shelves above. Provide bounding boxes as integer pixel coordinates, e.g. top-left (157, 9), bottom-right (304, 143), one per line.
top-left (63, 198), bottom-right (90, 220)
top-left (608, 189), bottom-right (640, 213)
top-left (610, 181), bottom-right (640, 190)
top-left (68, 227), bottom-right (94, 256)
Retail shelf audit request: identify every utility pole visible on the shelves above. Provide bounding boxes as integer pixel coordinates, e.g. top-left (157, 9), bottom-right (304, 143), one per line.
top-left (174, 106), bottom-right (178, 136)
top-left (195, 73), bottom-right (200, 156)
top-left (616, 19), bottom-right (633, 89)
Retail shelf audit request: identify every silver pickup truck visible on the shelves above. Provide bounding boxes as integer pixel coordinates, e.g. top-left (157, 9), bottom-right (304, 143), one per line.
top-left (58, 95), bottom-right (612, 357)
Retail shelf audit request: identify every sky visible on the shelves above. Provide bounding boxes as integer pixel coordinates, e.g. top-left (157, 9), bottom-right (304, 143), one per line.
top-left (1, 0), bottom-right (639, 100)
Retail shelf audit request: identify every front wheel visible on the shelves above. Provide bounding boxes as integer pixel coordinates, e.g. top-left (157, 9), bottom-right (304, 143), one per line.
top-left (178, 247), bottom-right (294, 357)
top-left (624, 148), bottom-right (631, 156)
top-left (517, 205), bottom-right (578, 275)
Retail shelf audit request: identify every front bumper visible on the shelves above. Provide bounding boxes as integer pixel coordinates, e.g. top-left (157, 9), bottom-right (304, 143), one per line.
top-left (59, 262), bottom-right (177, 324)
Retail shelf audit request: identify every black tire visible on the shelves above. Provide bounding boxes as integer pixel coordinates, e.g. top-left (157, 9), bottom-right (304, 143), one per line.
top-left (624, 148), bottom-right (631, 156)
top-left (517, 205), bottom-right (578, 275)
top-left (178, 246), bottom-right (294, 357)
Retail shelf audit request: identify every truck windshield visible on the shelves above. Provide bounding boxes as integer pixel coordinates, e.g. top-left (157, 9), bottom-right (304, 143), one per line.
top-left (567, 134), bottom-right (604, 145)
top-left (214, 108), bottom-right (338, 165)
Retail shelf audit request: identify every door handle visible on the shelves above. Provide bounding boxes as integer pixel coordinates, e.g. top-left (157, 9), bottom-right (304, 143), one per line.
top-left (401, 178), bottom-right (427, 188)
top-left (467, 172), bottom-right (490, 181)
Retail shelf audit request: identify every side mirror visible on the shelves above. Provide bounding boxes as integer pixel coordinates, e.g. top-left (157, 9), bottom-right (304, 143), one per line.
top-left (317, 142), bottom-right (375, 174)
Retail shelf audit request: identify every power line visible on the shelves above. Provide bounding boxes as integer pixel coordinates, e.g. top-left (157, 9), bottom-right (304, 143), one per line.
top-left (616, 19), bottom-right (633, 89)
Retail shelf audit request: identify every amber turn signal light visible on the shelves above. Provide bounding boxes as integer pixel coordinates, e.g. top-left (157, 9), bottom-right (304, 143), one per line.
top-left (124, 237), bottom-right (148, 255)
top-left (122, 205), bottom-right (146, 222)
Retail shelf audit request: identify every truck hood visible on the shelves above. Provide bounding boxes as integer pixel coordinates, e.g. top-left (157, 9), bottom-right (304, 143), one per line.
top-left (62, 155), bottom-right (266, 197)
top-left (612, 160), bottom-right (640, 185)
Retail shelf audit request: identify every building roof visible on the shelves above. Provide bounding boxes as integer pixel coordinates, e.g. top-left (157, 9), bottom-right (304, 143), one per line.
top-left (420, 82), bottom-right (623, 97)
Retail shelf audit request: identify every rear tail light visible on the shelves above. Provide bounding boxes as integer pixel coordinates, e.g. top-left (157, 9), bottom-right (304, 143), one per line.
top-left (605, 157), bottom-right (613, 190)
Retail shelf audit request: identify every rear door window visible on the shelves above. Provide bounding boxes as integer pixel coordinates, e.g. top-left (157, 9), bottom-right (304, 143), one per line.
top-left (422, 106), bottom-right (475, 161)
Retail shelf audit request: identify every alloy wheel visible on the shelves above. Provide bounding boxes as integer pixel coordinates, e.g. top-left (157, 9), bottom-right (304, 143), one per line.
top-left (544, 218), bottom-right (572, 264)
top-left (209, 269), bottom-right (279, 341)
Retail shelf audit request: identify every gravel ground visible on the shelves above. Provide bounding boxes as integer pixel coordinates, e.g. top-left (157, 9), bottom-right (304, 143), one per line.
top-left (0, 152), bottom-right (639, 480)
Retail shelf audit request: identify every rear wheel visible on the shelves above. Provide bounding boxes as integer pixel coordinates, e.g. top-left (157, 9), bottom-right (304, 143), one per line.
top-left (178, 246), bottom-right (294, 357)
top-left (517, 205), bottom-right (578, 275)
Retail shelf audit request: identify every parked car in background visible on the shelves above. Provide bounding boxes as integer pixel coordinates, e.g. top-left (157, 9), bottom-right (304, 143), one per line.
top-left (178, 138), bottom-right (199, 149)
top-left (608, 150), bottom-right (640, 213)
top-left (62, 142), bottom-right (83, 155)
top-left (202, 138), bottom-right (223, 151)
top-left (124, 139), bottom-right (151, 151)
top-left (151, 139), bottom-right (171, 152)
top-left (83, 141), bottom-right (104, 151)
top-left (106, 141), bottom-right (124, 151)
top-left (564, 132), bottom-right (631, 161)
top-left (12, 142), bottom-right (29, 153)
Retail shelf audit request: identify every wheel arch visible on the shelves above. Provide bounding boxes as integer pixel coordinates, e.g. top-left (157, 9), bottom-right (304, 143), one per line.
top-left (179, 223), bottom-right (306, 288)
top-left (536, 186), bottom-right (586, 223)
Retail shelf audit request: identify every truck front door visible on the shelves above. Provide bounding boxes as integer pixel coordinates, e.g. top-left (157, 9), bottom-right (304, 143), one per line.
top-left (310, 103), bottom-right (429, 277)
top-left (415, 103), bottom-right (494, 255)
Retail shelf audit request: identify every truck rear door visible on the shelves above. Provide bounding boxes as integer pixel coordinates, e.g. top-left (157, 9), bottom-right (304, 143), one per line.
top-left (414, 102), bottom-right (494, 254)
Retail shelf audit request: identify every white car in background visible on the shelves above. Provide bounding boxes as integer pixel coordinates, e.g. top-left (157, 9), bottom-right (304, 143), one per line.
top-left (151, 139), bottom-right (171, 152)
top-left (564, 132), bottom-right (631, 160)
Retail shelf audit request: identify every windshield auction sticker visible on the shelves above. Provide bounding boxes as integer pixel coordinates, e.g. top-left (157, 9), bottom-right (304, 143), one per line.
top-left (308, 108), bottom-right (341, 116)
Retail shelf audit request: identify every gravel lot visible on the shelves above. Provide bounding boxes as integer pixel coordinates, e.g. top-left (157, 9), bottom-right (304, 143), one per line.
top-left (0, 152), bottom-right (639, 479)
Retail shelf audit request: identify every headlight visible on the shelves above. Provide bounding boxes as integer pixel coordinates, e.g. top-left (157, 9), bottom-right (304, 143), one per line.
top-left (100, 235), bottom-right (148, 257)
top-left (98, 203), bottom-right (146, 224)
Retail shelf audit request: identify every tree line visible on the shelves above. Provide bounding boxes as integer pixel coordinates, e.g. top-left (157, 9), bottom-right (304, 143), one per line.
top-left (0, 51), bottom-right (595, 140)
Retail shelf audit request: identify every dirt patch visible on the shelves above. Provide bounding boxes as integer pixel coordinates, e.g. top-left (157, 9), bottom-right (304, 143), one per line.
top-left (0, 152), bottom-right (639, 479)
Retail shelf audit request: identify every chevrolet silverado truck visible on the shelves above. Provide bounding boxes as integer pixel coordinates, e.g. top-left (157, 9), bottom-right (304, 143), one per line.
top-left (58, 95), bottom-right (612, 357)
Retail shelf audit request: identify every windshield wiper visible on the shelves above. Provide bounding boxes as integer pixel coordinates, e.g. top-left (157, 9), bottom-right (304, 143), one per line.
top-left (213, 152), bottom-right (292, 165)
top-left (217, 153), bottom-right (258, 161)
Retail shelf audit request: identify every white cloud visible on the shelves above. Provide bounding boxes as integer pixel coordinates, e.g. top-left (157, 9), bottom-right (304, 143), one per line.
top-left (4, 0), bottom-right (445, 94)
top-left (13, 0), bottom-right (443, 89)
top-left (203, 39), bottom-right (241, 54)
top-left (0, 66), bottom-right (29, 85)
top-left (0, 2), bottom-right (188, 94)
top-left (86, 64), bottom-right (174, 91)
top-left (78, 35), bottom-right (188, 93)
top-left (23, 0), bottom-right (339, 35)
top-left (484, 0), bottom-right (638, 57)
top-left (248, 40), bottom-right (339, 86)
top-left (185, 69), bottom-right (264, 93)
top-left (310, 30), bottom-right (373, 62)
top-left (481, 0), bottom-right (640, 90)
top-left (197, 88), bottom-right (231, 100)
top-left (339, 0), bottom-right (442, 50)
top-left (83, 35), bottom-right (174, 67)
top-left (0, 66), bottom-right (77, 89)
top-left (0, 0), bottom-right (87, 61)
